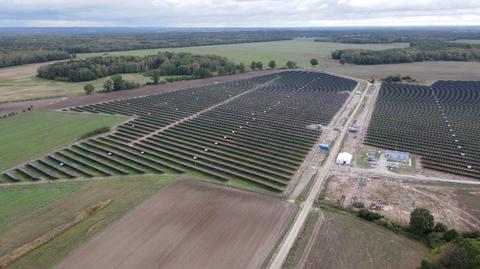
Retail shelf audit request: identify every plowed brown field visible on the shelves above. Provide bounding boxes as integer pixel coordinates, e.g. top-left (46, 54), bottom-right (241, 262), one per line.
top-left (55, 180), bottom-right (294, 269)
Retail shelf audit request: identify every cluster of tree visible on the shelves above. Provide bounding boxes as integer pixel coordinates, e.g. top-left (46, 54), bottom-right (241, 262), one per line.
top-left (0, 49), bottom-right (71, 68)
top-left (286, 60), bottom-right (297, 69)
top-left (250, 61), bottom-right (264, 71)
top-left (331, 39), bottom-right (480, 65)
top-left (357, 208), bottom-right (403, 232)
top-left (102, 75), bottom-right (140, 92)
top-left (357, 207), bottom-right (480, 269)
top-left (410, 208), bottom-right (480, 269)
top-left (383, 74), bottom-right (416, 83)
top-left (38, 52), bottom-right (241, 82)
top-left (248, 60), bottom-right (300, 70)
top-left (82, 74), bottom-right (140, 95)
top-left (420, 235), bottom-right (480, 269)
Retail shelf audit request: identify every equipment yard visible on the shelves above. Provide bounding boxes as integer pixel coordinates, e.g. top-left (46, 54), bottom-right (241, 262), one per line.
top-left (323, 175), bottom-right (480, 231)
top-left (54, 180), bottom-right (294, 269)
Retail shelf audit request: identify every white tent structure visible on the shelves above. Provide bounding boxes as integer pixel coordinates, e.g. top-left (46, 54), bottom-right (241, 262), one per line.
top-left (336, 152), bottom-right (353, 165)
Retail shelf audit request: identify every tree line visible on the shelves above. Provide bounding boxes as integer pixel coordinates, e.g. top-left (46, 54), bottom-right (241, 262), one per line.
top-left (357, 207), bottom-right (480, 269)
top-left (0, 31), bottom-right (291, 54)
top-left (37, 52), bottom-right (242, 82)
top-left (0, 49), bottom-right (71, 68)
top-left (3, 28), bottom-right (480, 67)
top-left (314, 28), bottom-right (480, 44)
top-left (331, 40), bottom-right (480, 65)
top-left (0, 31), bottom-right (291, 67)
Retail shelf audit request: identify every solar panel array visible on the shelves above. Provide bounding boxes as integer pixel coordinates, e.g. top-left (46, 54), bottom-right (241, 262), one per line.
top-left (3, 71), bottom-right (357, 191)
top-left (365, 81), bottom-right (480, 179)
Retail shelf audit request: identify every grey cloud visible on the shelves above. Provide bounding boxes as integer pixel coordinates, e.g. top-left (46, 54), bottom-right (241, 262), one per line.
top-left (0, 0), bottom-right (479, 26)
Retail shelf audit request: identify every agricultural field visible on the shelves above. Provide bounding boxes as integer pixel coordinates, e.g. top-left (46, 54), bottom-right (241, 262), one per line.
top-left (288, 208), bottom-right (427, 269)
top-left (0, 111), bottom-right (127, 172)
top-left (452, 39), bottom-right (480, 44)
top-left (78, 38), bottom-right (409, 67)
top-left (365, 81), bottom-right (480, 179)
top-left (54, 180), bottom-right (294, 269)
top-left (3, 71), bottom-right (357, 192)
top-left (79, 38), bottom-right (480, 82)
top-left (0, 174), bottom-right (177, 269)
top-left (2, 38), bottom-right (480, 103)
top-left (0, 68), bottom-right (154, 103)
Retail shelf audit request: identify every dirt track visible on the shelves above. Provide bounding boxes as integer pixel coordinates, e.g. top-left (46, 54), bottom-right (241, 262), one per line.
top-left (54, 180), bottom-right (294, 269)
top-left (0, 97), bottom-right (64, 117)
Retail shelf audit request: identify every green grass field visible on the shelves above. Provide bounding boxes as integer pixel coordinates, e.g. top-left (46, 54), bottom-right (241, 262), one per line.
top-left (452, 39), bottom-right (480, 44)
top-left (79, 38), bottom-right (409, 68)
top-left (0, 111), bottom-right (127, 171)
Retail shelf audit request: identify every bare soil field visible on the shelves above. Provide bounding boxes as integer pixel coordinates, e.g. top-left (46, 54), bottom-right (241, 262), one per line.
top-left (296, 209), bottom-right (427, 269)
top-left (55, 180), bottom-right (294, 269)
top-left (324, 175), bottom-right (480, 231)
top-left (0, 97), bottom-right (64, 117)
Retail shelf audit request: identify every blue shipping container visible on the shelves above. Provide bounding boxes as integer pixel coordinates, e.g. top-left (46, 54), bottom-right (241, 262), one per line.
top-left (319, 144), bottom-right (330, 151)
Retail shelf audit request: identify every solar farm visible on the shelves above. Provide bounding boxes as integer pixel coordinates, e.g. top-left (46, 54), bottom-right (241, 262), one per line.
top-left (2, 71), bottom-right (357, 192)
top-left (365, 81), bottom-right (480, 179)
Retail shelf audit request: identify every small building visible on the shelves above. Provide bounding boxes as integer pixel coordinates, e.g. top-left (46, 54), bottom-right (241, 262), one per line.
top-left (319, 144), bottom-right (330, 151)
top-left (367, 152), bottom-right (376, 162)
top-left (336, 152), bottom-right (353, 165)
top-left (384, 150), bottom-right (410, 163)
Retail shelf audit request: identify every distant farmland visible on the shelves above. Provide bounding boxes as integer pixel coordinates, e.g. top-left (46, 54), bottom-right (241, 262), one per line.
top-left (2, 38), bottom-right (480, 103)
top-left (79, 39), bottom-right (480, 81)
top-left (79, 39), bottom-right (409, 68)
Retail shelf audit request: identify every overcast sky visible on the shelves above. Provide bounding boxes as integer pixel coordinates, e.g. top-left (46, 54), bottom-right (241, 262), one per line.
top-left (1, 0), bottom-right (480, 27)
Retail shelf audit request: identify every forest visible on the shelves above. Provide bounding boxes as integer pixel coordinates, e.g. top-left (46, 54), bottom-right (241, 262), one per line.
top-left (314, 27), bottom-right (480, 44)
top-left (37, 51), bottom-right (241, 82)
top-left (0, 49), bottom-right (71, 67)
top-left (0, 31), bottom-right (289, 67)
top-left (2, 27), bottom-right (480, 67)
top-left (331, 40), bottom-right (480, 65)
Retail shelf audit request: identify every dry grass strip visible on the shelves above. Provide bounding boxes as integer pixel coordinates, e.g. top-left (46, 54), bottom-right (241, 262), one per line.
top-left (0, 199), bottom-right (113, 269)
